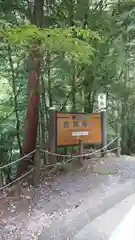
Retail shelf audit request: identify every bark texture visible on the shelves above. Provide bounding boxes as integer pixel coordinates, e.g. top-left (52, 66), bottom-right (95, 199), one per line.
top-left (17, 0), bottom-right (44, 176)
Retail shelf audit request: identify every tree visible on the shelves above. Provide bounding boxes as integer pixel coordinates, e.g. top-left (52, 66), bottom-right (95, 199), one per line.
top-left (1, 0), bottom-right (135, 183)
top-left (1, 0), bottom-right (99, 176)
top-left (17, 0), bottom-right (45, 175)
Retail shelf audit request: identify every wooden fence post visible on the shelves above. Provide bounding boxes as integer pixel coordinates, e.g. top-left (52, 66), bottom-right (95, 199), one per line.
top-left (33, 146), bottom-right (41, 186)
top-left (115, 107), bottom-right (121, 157)
top-left (116, 138), bottom-right (121, 157)
top-left (48, 110), bottom-right (57, 164)
top-left (116, 121), bottom-right (121, 157)
top-left (79, 140), bottom-right (84, 164)
top-left (101, 110), bottom-right (107, 157)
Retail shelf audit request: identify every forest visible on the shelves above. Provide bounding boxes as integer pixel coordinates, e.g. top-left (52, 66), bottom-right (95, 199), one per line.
top-left (0, 0), bottom-right (135, 184)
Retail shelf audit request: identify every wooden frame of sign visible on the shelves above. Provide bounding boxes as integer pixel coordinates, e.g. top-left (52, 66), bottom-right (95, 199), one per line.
top-left (47, 111), bottom-right (106, 163)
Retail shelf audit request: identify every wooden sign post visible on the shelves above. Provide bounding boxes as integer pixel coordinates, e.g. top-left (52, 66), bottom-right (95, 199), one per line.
top-left (79, 140), bottom-right (84, 164)
top-left (48, 110), bottom-right (57, 164)
top-left (116, 119), bottom-right (121, 157)
top-left (101, 110), bottom-right (107, 157)
top-left (114, 107), bottom-right (121, 157)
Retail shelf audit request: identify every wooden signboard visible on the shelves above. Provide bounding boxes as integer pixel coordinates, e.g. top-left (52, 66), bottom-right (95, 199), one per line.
top-left (56, 112), bottom-right (101, 146)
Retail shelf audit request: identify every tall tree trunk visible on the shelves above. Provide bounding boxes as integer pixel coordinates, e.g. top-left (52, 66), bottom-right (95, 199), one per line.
top-left (40, 76), bottom-right (48, 164)
top-left (47, 51), bottom-right (53, 108)
top-left (40, 78), bottom-right (46, 149)
top-left (71, 62), bottom-right (76, 111)
top-left (67, 1), bottom-right (76, 112)
top-left (84, 71), bottom-right (94, 113)
top-left (121, 34), bottom-right (129, 155)
top-left (17, 0), bottom-right (44, 176)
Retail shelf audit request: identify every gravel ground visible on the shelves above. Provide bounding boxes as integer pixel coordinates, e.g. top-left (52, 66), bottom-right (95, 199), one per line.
top-left (1, 155), bottom-right (135, 240)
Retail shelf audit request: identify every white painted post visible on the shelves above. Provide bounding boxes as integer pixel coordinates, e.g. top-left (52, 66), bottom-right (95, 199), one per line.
top-left (98, 93), bottom-right (107, 157)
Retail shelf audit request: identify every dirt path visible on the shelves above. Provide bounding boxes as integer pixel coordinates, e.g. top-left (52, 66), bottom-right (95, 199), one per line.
top-left (0, 156), bottom-right (135, 240)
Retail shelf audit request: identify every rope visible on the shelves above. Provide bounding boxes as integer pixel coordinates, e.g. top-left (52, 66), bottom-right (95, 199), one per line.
top-left (0, 149), bottom-right (36, 170)
top-left (66, 137), bottom-right (118, 163)
top-left (41, 137), bottom-right (118, 158)
top-left (0, 168), bottom-right (33, 191)
top-left (40, 137), bottom-right (118, 170)
top-left (41, 151), bottom-right (72, 157)
top-left (106, 147), bottom-right (117, 153)
top-left (0, 137), bottom-right (118, 190)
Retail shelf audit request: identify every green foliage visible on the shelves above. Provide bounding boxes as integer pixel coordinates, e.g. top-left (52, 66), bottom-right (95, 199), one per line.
top-left (1, 25), bottom-right (100, 64)
top-left (1, 0), bottom-right (135, 182)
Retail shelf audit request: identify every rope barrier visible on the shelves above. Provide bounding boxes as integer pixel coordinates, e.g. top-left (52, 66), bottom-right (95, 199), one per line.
top-left (0, 137), bottom-right (118, 191)
top-left (40, 137), bottom-right (118, 170)
top-left (41, 137), bottom-right (118, 158)
top-left (41, 151), bottom-right (72, 157)
top-left (106, 147), bottom-right (117, 153)
top-left (66, 137), bottom-right (118, 163)
top-left (0, 168), bottom-right (33, 191)
top-left (0, 149), bottom-right (36, 170)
